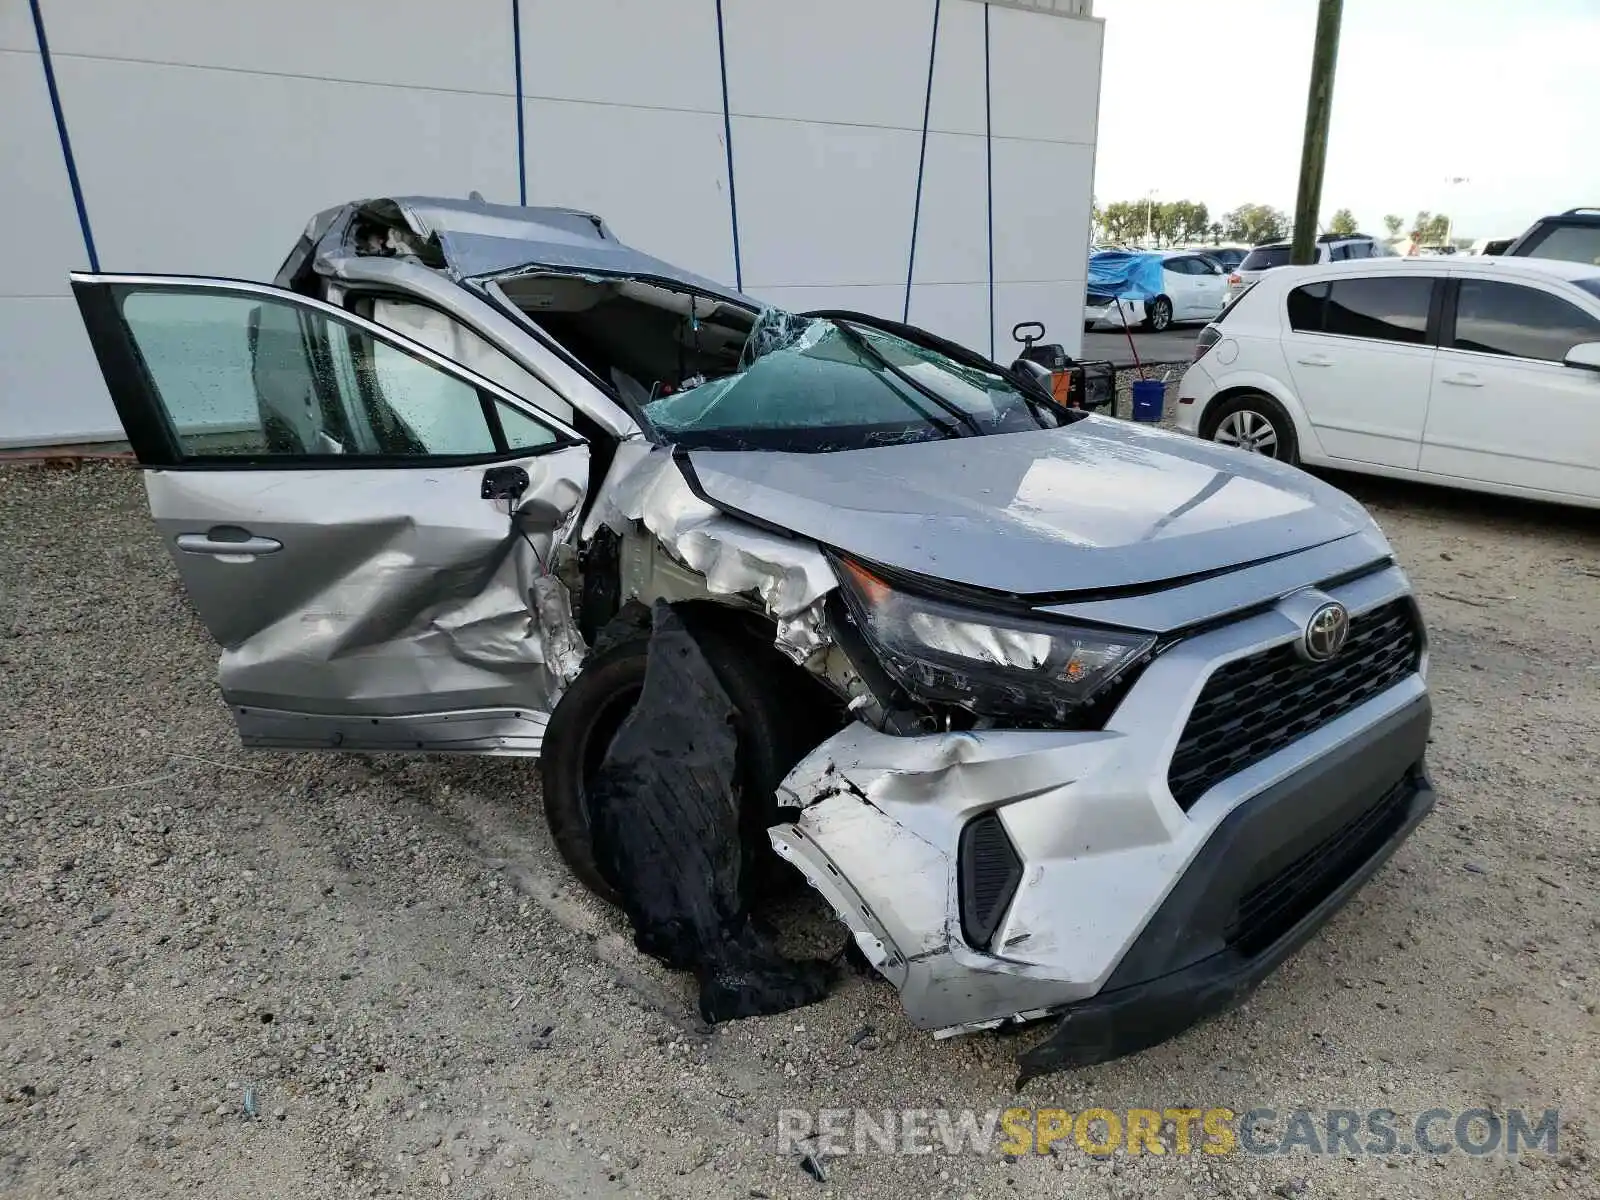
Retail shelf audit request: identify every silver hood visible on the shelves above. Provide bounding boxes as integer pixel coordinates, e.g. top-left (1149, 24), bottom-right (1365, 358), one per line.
top-left (685, 417), bottom-right (1379, 597)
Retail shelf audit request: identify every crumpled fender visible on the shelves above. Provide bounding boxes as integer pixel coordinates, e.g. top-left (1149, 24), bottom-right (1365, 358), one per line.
top-left (768, 721), bottom-right (1139, 1033)
top-left (584, 443), bottom-right (838, 663)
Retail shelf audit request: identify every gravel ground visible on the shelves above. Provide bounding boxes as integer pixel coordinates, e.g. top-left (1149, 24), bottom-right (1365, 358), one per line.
top-left (1, 460), bottom-right (1597, 1200)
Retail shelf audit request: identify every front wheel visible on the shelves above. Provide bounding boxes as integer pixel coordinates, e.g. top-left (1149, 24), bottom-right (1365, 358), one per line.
top-left (538, 616), bottom-right (817, 906)
top-left (1144, 296), bottom-right (1173, 332)
top-left (1200, 392), bottom-right (1299, 464)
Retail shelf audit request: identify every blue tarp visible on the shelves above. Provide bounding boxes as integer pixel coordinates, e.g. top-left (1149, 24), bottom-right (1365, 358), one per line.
top-left (1087, 251), bottom-right (1167, 300)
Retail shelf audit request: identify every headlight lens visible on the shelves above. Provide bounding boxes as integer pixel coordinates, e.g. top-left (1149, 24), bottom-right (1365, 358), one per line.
top-left (834, 558), bottom-right (1156, 723)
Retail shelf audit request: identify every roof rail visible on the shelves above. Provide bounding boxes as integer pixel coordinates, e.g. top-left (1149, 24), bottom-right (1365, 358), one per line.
top-left (1560, 207), bottom-right (1600, 216)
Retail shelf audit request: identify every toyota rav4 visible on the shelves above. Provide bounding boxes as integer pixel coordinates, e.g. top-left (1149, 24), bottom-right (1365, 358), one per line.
top-left (71, 195), bottom-right (1436, 1071)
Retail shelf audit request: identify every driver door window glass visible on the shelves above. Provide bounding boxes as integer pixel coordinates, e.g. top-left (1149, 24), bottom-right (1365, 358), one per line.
top-left (363, 341), bottom-right (497, 455)
top-left (369, 298), bottom-right (575, 425)
top-left (1451, 280), bottom-right (1600, 362)
top-left (120, 290), bottom-right (515, 459)
top-left (494, 400), bottom-right (559, 451)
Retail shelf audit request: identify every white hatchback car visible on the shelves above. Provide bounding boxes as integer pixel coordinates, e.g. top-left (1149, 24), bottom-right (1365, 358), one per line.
top-left (1178, 256), bottom-right (1600, 507)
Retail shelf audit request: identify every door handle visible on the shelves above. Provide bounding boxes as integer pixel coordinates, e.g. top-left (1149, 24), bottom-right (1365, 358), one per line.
top-left (1440, 373), bottom-right (1484, 387)
top-left (175, 530), bottom-right (283, 556)
top-left (1296, 354), bottom-right (1333, 367)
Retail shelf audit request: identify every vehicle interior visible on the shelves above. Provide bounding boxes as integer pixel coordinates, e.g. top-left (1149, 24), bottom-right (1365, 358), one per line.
top-left (497, 273), bottom-right (759, 410)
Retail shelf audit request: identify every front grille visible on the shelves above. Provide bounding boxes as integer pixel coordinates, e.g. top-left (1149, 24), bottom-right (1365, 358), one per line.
top-left (1224, 772), bottom-right (1415, 956)
top-left (958, 811), bottom-right (1023, 950)
top-left (1167, 598), bottom-right (1422, 811)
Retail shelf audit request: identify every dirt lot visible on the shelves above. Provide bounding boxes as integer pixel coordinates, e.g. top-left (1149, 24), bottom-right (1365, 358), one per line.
top-left (1, 461), bottom-right (1597, 1200)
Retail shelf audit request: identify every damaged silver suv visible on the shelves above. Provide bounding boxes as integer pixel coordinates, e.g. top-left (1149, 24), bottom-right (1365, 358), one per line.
top-left (71, 196), bottom-right (1435, 1075)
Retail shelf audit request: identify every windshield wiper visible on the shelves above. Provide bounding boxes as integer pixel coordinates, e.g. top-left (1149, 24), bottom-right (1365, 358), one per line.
top-left (829, 320), bottom-right (984, 438)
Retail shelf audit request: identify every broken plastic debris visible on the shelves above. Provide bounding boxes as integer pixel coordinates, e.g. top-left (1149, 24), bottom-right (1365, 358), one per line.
top-left (585, 602), bottom-right (835, 1023)
top-left (532, 574), bottom-right (588, 688)
top-left (799, 1150), bottom-right (829, 1183)
top-left (242, 1087), bottom-right (258, 1119)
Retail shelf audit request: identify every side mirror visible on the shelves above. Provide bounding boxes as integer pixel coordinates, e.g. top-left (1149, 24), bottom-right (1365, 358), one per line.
top-left (1563, 342), bottom-right (1600, 372)
top-left (1010, 359), bottom-right (1054, 388)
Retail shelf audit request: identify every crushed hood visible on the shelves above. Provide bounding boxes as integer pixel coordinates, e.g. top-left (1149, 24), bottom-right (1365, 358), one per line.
top-left (684, 418), bottom-right (1377, 598)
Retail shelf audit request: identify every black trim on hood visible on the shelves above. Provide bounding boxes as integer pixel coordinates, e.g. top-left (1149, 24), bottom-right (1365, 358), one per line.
top-left (671, 448), bottom-right (796, 540)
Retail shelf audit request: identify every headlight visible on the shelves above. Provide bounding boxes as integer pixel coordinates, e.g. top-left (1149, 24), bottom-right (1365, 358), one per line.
top-left (834, 558), bottom-right (1157, 723)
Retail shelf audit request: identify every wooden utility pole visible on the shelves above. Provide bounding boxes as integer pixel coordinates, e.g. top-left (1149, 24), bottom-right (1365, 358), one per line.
top-left (1290, 0), bottom-right (1344, 265)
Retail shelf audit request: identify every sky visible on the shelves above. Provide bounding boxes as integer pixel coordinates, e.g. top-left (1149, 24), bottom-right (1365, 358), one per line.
top-left (1091, 0), bottom-right (1600, 240)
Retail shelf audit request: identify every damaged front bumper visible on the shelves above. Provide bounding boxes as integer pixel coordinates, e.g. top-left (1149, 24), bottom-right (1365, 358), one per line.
top-left (1016, 710), bottom-right (1433, 1079)
top-left (769, 564), bottom-right (1434, 1062)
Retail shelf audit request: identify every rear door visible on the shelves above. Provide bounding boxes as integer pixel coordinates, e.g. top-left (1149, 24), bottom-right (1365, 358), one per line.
top-left (1163, 258), bottom-right (1198, 318)
top-left (1192, 256), bottom-right (1228, 318)
top-left (1421, 276), bottom-right (1600, 499)
top-left (71, 274), bottom-right (590, 755)
top-left (1280, 272), bottom-right (1440, 468)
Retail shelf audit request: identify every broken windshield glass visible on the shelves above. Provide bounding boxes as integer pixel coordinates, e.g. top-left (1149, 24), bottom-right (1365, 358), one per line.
top-left (642, 309), bottom-right (1060, 452)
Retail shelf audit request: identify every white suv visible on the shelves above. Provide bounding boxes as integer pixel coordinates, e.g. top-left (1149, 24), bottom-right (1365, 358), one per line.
top-left (1226, 234), bottom-right (1394, 303)
top-left (1177, 256), bottom-right (1600, 507)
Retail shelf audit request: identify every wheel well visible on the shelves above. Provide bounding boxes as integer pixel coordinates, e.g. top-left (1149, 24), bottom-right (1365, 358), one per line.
top-left (671, 598), bottom-right (777, 647)
top-left (669, 599), bottom-right (847, 737)
top-left (1197, 385), bottom-right (1275, 434)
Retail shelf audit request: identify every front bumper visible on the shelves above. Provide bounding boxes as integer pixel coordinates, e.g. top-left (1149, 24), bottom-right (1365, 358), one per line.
top-left (769, 563), bottom-right (1433, 1055)
top-left (1017, 700), bottom-right (1434, 1081)
top-left (1084, 298), bottom-right (1144, 329)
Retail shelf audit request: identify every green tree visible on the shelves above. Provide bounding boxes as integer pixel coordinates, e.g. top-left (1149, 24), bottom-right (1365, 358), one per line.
top-left (1408, 211), bottom-right (1451, 246)
top-left (1099, 198), bottom-right (1218, 247)
top-left (1383, 213), bottom-right (1404, 238)
top-left (1328, 208), bottom-right (1358, 236)
top-left (1209, 222), bottom-right (1224, 245)
top-left (1101, 200), bottom-right (1141, 243)
top-left (1152, 201), bottom-right (1185, 247)
top-left (1222, 204), bottom-right (1290, 245)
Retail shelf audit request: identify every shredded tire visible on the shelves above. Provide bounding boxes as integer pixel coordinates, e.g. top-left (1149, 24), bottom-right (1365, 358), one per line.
top-left (581, 602), bottom-right (835, 1022)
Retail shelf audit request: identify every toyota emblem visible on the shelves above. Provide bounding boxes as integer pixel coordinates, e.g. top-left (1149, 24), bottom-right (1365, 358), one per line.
top-left (1302, 602), bottom-right (1350, 662)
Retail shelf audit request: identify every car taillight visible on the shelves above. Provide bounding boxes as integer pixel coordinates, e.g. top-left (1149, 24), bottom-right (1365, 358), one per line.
top-left (1227, 273), bottom-right (1241, 286)
top-left (1193, 326), bottom-right (1221, 362)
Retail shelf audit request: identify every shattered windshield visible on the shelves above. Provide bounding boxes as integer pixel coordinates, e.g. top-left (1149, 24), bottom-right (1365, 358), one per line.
top-left (641, 309), bottom-right (1064, 452)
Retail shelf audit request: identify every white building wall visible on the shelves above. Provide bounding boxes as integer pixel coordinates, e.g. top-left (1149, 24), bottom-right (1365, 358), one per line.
top-left (0, 0), bottom-right (1101, 448)
top-left (0, 8), bottom-right (113, 448)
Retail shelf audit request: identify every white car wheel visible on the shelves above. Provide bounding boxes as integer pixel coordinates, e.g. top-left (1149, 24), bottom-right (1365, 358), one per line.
top-left (1201, 393), bottom-right (1299, 464)
top-left (1214, 409), bottom-right (1279, 455)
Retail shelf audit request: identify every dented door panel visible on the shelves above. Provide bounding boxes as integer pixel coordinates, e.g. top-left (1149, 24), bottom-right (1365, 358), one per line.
top-left (144, 454), bottom-right (588, 749)
top-left (71, 272), bottom-right (592, 754)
